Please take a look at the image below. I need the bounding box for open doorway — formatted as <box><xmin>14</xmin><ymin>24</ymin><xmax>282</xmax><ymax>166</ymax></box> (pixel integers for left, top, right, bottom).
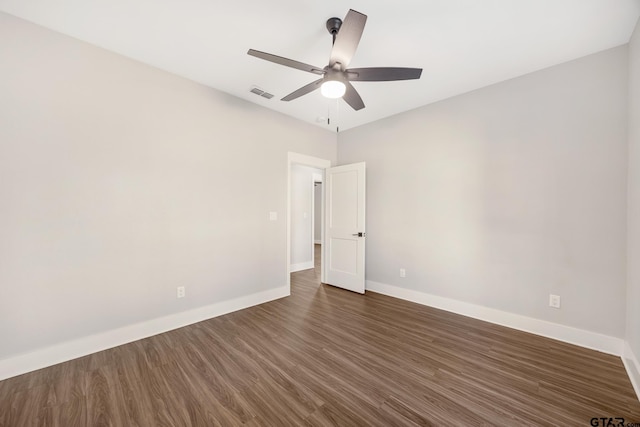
<box><xmin>289</xmin><ymin>165</ymin><xmax>323</xmax><ymax>273</ymax></box>
<box><xmin>287</xmin><ymin>153</ymin><xmax>331</xmax><ymax>293</ymax></box>
<box><xmin>314</xmin><ymin>181</ymin><xmax>322</xmax><ymax>245</ymax></box>
<box><xmin>312</xmin><ymin>179</ymin><xmax>322</xmax><ymax>281</ymax></box>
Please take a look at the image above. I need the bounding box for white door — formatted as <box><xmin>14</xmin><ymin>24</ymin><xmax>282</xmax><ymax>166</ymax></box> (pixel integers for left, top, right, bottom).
<box><xmin>323</xmin><ymin>162</ymin><xmax>366</xmax><ymax>293</ymax></box>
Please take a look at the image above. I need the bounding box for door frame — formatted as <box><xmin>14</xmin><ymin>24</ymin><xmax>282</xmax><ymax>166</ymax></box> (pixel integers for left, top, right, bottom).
<box><xmin>287</xmin><ymin>152</ymin><xmax>332</xmax><ymax>292</ymax></box>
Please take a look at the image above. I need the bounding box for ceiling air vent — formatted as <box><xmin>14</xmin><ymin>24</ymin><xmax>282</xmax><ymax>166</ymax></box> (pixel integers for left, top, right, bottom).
<box><xmin>250</xmin><ymin>86</ymin><xmax>274</xmax><ymax>100</ymax></box>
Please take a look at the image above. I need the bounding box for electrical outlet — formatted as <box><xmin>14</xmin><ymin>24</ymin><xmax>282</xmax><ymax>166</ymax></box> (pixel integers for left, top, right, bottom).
<box><xmin>549</xmin><ymin>294</ymin><xmax>560</xmax><ymax>309</ymax></box>
<box><xmin>400</xmin><ymin>268</ymin><xmax>406</xmax><ymax>278</ymax></box>
<box><xmin>177</xmin><ymin>286</ymin><xmax>185</xmax><ymax>299</ymax></box>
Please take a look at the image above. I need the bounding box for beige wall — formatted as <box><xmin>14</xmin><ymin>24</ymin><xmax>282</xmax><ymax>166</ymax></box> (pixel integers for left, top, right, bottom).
<box><xmin>0</xmin><ymin>12</ymin><xmax>336</xmax><ymax>361</ymax></box>
<box><xmin>339</xmin><ymin>46</ymin><xmax>628</xmax><ymax>337</ymax></box>
<box><xmin>627</xmin><ymin>17</ymin><xmax>640</xmax><ymax>384</ymax></box>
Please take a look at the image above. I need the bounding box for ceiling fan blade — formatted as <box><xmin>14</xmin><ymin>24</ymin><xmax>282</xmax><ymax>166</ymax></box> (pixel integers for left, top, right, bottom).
<box><xmin>329</xmin><ymin>10</ymin><xmax>367</xmax><ymax>70</ymax></box>
<box><xmin>346</xmin><ymin>67</ymin><xmax>423</xmax><ymax>81</ymax></box>
<box><xmin>342</xmin><ymin>81</ymin><xmax>365</xmax><ymax>111</ymax></box>
<box><xmin>281</xmin><ymin>78</ymin><xmax>324</xmax><ymax>101</ymax></box>
<box><xmin>247</xmin><ymin>49</ymin><xmax>325</xmax><ymax>75</ymax></box>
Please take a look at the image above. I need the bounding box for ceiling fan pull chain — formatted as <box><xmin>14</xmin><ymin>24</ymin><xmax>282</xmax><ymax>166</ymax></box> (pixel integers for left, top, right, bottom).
<box><xmin>336</xmin><ymin>98</ymin><xmax>340</xmax><ymax>133</ymax></box>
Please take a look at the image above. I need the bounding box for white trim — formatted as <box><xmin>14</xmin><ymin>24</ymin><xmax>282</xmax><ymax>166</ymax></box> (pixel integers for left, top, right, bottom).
<box><xmin>288</xmin><ymin>153</ymin><xmax>331</xmax><ymax>169</ymax></box>
<box><xmin>314</xmin><ymin>240</ymin><xmax>322</xmax><ymax>244</ymax></box>
<box><xmin>366</xmin><ymin>280</ymin><xmax>623</xmax><ymax>356</ymax></box>
<box><xmin>290</xmin><ymin>261</ymin><xmax>314</xmax><ymax>273</ymax></box>
<box><xmin>0</xmin><ymin>286</ymin><xmax>289</xmax><ymax>381</ymax></box>
<box><xmin>623</xmin><ymin>341</ymin><xmax>640</xmax><ymax>401</ymax></box>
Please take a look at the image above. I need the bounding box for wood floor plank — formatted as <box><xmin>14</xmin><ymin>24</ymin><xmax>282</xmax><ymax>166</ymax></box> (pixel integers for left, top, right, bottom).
<box><xmin>85</xmin><ymin>366</ymin><xmax>128</xmax><ymax>427</ymax></box>
<box><xmin>114</xmin><ymin>353</ymin><xmax>157</xmax><ymax>427</ymax></box>
<box><xmin>172</xmin><ymin>342</ymin><xmax>256</xmax><ymax>423</ymax></box>
<box><xmin>170</xmin><ymin>357</ymin><xmax>247</xmax><ymax>426</ymax></box>
<box><xmin>238</xmin><ymin>377</ymin><xmax>316</xmax><ymax>427</ymax></box>
<box><xmin>228</xmin><ymin>336</ymin><xmax>325</xmax><ymax>410</ymax></box>
<box><xmin>1</xmin><ymin>244</ymin><xmax>639</xmax><ymax>425</ymax></box>
<box><xmin>7</xmin><ymin>382</ymin><xmax>57</xmax><ymax>427</ymax></box>
<box><xmin>141</xmin><ymin>363</ymin><xmax>190</xmax><ymax>426</ymax></box>
<box><xmin>36</xmin><ymin>397</ymin><xmax>87</xmax><ymax>427</ymax></box>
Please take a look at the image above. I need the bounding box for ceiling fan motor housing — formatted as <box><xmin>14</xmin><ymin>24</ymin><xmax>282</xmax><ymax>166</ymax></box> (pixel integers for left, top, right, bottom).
<box><xmin>326</xmin><ymin>17</ymin><xmax>342</xmax><ymax>42</ymax></box>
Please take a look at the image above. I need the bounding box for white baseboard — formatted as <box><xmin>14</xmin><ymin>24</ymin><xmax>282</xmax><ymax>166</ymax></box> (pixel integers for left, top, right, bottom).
<box><xmin>0</xmin><ymin>286</ymin><xmax>289</xmax><ymax>381</ymax></box>
<box><xmin>366</xmin><ymin>280</ymin><xmax>623</xmax><ymax>356</ymax></box>
<box><xmin>314</xmin><ymin>240</ymin><xmax>322</xmax><ymax>245</ymax></box>
<box><xmin>623</xmin><ymin>341</ymin><xmax>640</xmax><ymax>401</ymax></box>
<box><xmin>290</xmin><ymin>261</ymin><xmax>314</xmax><ymax>272</ymax></box>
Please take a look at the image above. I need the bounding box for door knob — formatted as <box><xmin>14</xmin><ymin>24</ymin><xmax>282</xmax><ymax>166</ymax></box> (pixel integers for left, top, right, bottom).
<box><xmin>352</xmin><ymin>232</ymin><xmax>366</xmax><ymax>237</ymax></box>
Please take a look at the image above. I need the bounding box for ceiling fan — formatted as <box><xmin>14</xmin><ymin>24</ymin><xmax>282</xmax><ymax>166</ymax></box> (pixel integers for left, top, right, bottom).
<box><xmin>247</xmin><ymin>9</ymin><xmax>422</xmax><ymax>111</ymax></box>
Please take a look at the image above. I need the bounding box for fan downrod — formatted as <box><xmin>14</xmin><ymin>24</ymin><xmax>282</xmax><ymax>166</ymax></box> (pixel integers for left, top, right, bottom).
<box><xmin>326</xmin><ymin>17</ymin><xmax>342</xmax><ymax>44</ymax></box>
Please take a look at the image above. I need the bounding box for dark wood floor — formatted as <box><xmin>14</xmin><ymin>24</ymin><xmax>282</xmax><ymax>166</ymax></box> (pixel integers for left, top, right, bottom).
<box><xmin>1</xmin><ymin>245</ymin><xmax>639</xmax><ymax>426</ymax></box>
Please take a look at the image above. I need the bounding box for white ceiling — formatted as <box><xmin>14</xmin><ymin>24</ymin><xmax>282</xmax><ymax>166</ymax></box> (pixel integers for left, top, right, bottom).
<box><xmin>2</xmin><ymin>0</ymin><xmax>639</xmax><ymax>131</ymax></box>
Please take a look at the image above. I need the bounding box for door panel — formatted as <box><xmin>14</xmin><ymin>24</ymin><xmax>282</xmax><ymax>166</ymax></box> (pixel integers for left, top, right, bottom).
<box><xmin>324</xmin><ymin>162</ymin><xmax>366</xmax><ymax>293</ymax></box>
<box><xmin>329</xmin><ymin>170</ymin><xmax>359</xmax><ymax>229</ymax></box>
<box><xmin>329</xmin><ymin>238</ymin><xmax>358</xmax><ymax>274</ymax></box>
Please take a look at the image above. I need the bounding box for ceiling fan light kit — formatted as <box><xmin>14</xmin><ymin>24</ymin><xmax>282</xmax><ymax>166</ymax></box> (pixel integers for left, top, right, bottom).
<box><xmin>321</xmin><ymin>80</ymin><xmax>346</xmax><ymax>98</ymax></box>
<box><xmin>247</xmin><ymin>9</ymin><xmax>422</xmax><ymax>111</ymax></box>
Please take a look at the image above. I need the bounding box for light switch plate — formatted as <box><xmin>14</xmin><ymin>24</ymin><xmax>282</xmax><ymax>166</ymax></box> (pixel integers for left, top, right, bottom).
<box><xmin>269</xmin><ymin>212</ymin><xmax>277</xmax><ymax>221</ymax></box>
